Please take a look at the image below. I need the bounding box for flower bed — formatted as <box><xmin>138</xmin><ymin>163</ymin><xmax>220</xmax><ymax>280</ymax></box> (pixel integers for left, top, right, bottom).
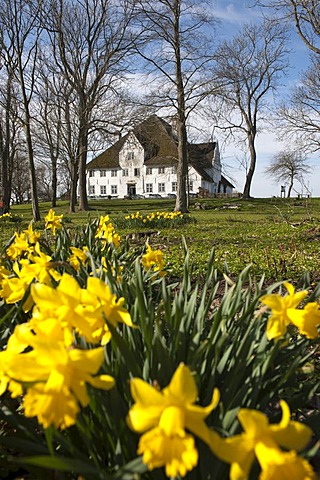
<box><xmin>0</xmin><ymin>210</ymin><xmax>318</xmax><ymax>479</ymax></box>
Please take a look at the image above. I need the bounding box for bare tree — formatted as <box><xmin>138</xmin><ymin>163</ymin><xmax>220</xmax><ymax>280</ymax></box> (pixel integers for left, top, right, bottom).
<box><xmin>32</xmin><ymin>73</ymin><xmax>64</xmax><ymax>208</ymax></box>
<box><xmin>0</xmin><ymin>0</ymin><xmax>42</xmax><ymax>221</ymax></box>
<box><xmin>254</xmin><ymin>0</ymin><xmax>320</xmax><ymax>54</ymax></box>
<box><xmin>264</xmin><ymin>150</ymin><xmax>311</xmax><ymax>197</ymax></box>
<box><xmin>0</xmin><ymin>70</ymin><xmax>23</xmax><ymax>212</ymax></box>
<box><xmin>35</xmin><ymin>163</ymin><xmax>54</xmax><ymax>201</ymax></box>
<box><xmin>42</xmin><ymin>0</ymin><xmax>135</xmax><ymax>212</ymax></box>
<box><xmin>207</xmin><ymin>20</ymin><xmax>289</xmax><ymax>198</ymax></box>
<box><xmin>277</xmin><ymin>55</ymin><xmax>320</xmax><ymax>152</ymax></box>
<box><xmin>134</xmin><ymin>0</ymin><xmax>215</xmax><ymax>213</ymax></box>
<box><xmin>11</xmin><ymin>153</ymin><xmax>31</xmax><ymax>204</ymax></box>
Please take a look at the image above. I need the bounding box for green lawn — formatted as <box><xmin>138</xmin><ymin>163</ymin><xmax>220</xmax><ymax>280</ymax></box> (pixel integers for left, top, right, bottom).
<box><xmin>3</xmin><ymin>196</ymin><xmax>320</xmax><ymax>283</ymax></box>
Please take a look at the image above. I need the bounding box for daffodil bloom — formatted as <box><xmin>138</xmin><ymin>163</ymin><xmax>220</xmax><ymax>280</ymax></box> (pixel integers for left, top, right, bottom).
<box><xmin>80</xmin><ymin>276</ymin><xmax>134</xmax><ymax>344</ymax></box>
<box><xmin>68</xmin><ymin>246</ymin><xmax>89</xmax><ymax>270</ymax></box>
<box><xmin>95</xmin><ymin>216</ymin><xmax>120</xmax><ymax>249</ymax></box>
<box><xmin>214</xmin><ymin>400</ymin><xmax>315</xmax><ymax>480</ymax></box>
<box><xmin>6</xmin><ymin>232</ymin><xmax>30</xmax><ymax>259</ymax></box>
<box><xmin>95</xmin><ymin>214</ymin><xmax>110</xmax><ymax>237</ymax></box>
<box><xmin>99</xmin><ymin>224</ymin><xmax>121</xmax><ymax>249</ymax></box>
<box><xmin>23</xmin><ymin>383</ymin><xmax>80</xmax><ymax>430</ymax></box>
<box><xmin>1</xmin><ymin>246</ymin><xmax>60</xmax><ymax>310</ymax></box>
<box><xmin>0</xmin><ymin>329</ymin><xmax>27</xmax><ymax>397</ymax></box>
<box><xmin>259</xmin><ymin>282</ymin><xmax>308</xmax><ymax>340</ymax></box>
<box><xmin>1</xmin><ymin>325</ymin><xmax>115</xmax><ymax>429</ymax></box>
<box><xmin>30</xmin><ymin>273</ymin><xmax>88</xmax><ymax>345</ymax></box>
<box><xmin>287</xmin><ymin>302</ymin><xmax>320</xmax><ymax>339</ymax></box>
<box><xmin>127</xmin><ymin>363</ymin><xmax>220</xmax><ymax>478</ymax></box>
<box><xmin>141</xmin><ymin>243</ymin><xmax>165</xmax><ymax>276</ymax></box>
<box><xmin>0</xmin><ymin>262</ymin><xmax>33</xmax><ymax>310</ymax></box>
<box><xmin>26</xmin><ymin>243</ymin><xmax>61</xmax><ymax>283</ymax></box>
<box><xmin>31</xmin><ymin>273</ymin><xmax>133</xmax><ymax>346</ymax></box>
<box><xmin>23</xmin><ymin>224</ymin><xmax>41</xmax><ymax>245</ymax></box>
<box><xmin>255</xmin><ymin>442</ymin><xmax>316</xmax><ymax>480</ymax></box>
<box><xmin>44</xmin><ymin>209</ymin><xmax>63</xmax><ymax>234</ymax></box>
<box><xmin>0</xmin><ymin>263</ymin><xmax>10</xmax><ymax>282</ymax></box>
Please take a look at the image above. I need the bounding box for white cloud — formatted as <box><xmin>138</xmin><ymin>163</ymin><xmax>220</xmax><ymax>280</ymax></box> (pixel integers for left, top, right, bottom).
<box><xmin>210</xmin><ymin>2</ymin><xmax>261</xmax><ymax>26</ymax></box>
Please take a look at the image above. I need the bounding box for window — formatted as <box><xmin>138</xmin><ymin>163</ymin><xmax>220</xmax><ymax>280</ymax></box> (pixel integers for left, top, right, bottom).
<box><xmin>100</xmin><ymin>170</ymin><xmax>106</xmax><ymax>177</ymax></box>
<box><xmin>134</xmin><ymin>168</ymin><xmax>140</xmax><ymax>176</ymax></box>
<box><xmin>171</xmin><ymin>166</ymin><xmax>177</xmax><ymax>174</ymax></box>
<box><xmin>158</xmin><ymin>167</ymin><xmax>165</xmax><ymax>174</ymax></box>
<box><xmin>100</xmin><ymin>185</ymin><xmax>107</xmax><ymax>195</ymax></box>
<box><xmin>111</xmin><ymin>185</ymin><xmax>118</xmax><ymax>195</ymax></box>
<box><xmin>158</xmin><ymin>183</ymin><xmax>165</xmax><ymax>193</ymax></box>
<box><xmin>146</xmin><ymin>167</ymin><xmax>152</xmax><ymax>175</ymax></box>
<box><xmin>172</xmin><ymin>182</ymin><xmax>177</xmax><ymax>192</ymax></box>
<box><xmin>89</xmin><ymin>170</ymin><xmax>94</xmax><ymax>177</ymax></box>
<box><xmin>127</xmin><ymin>151</ymin><xmax>134</xmax><ymax>160</ymax></box>
<box><xmin>111</xmin><ymin>169</ymin><xmax>117</xmax><ymax>177</ymax></box>
<box><xmin>146</xmin><ymin>183</ymin><xmax>153</xmax><ymax>193</ymax></box>
<box><xmin>189</xmin><ymin>181</ymin><xmax>193</xmax><ymax>191</ymax></box>
<box><xmin>122</xmin><ymin>168</ymin><xmax>129</xmax><ymax>176</ymax></box>
<box><xmin>89</xmin><ymin>185</ymin><xmax>95</xmax><ymax>195</ymax></box>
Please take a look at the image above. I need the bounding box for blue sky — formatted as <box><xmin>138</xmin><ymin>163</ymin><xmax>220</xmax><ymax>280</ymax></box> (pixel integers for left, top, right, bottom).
<box><xmin>209</xmin><ymin>1</ymin><xmax>319</xmax><ymax>198</ymax></box>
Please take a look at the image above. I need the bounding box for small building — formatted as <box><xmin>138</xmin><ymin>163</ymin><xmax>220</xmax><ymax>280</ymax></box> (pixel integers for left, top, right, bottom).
<box><xmin>86</xmin><ymin>115</ymin><xmax>234</xmax><ymax>199</ymax></box>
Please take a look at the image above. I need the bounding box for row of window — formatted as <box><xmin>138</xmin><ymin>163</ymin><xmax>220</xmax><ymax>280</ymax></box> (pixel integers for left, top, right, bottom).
<box><xmin>89</xmin><ymin>181</ymin><xmax>194</xmax><ymax>196</ymax></box>
<box><xmin>89</xmin><ymin>185</ymin><xmax>118</xmax><ymax>195</ymax></box>
<box><xmin>89</xmin><ymin>166</ymin><xmax>177</xmax><ymax>178</ymax></box>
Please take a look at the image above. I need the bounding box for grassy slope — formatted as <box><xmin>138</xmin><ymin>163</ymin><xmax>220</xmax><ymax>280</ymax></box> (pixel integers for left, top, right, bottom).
<box><xmin>3</xmin><ymin>196</ymin><xmax>320</xmax><ymax>283</ymax></box>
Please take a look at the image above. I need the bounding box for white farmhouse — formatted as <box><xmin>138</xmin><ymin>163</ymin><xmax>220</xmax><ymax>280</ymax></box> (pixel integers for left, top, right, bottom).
<box><xmin>86</xmin><ymin>115</ymin><xmax>234</xmax><ymax>199</ymax></box>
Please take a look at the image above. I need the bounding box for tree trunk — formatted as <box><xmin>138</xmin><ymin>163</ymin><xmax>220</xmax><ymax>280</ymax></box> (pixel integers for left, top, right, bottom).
<box><xmin>78</xmin><ymin>127</ymin><xmax>89</xmax><ymax>211</ymax></box>
<box><xmin>242</xmin><ymin>133</ymin><xmax>256</xmax><ymax>199</ymax></box>
<box><xmin>24</xmin><ymin>115</ymin><xmax>40</xmax><ymax>221</ymax></box>
<box><xmin>1</xmin><ymin>75</ymin><xmax>14</xmax><ymax>213</ymax></box>
<box><xmin>174</xmin><ymin>0</ymin><xmax>188</xmax><ymax>214</ymax></box>
<box><xmin>51</xmin><ymin>156</ymin><xmax>57</xmax><ymax>207</ymax></box>
<box><xmin>69</xmin><ymin>158</ymin><xmax>77</xmax><ymax>213</ymax></box>
<box><xmin>175</xmin><ymin>115</ymin><xmax>188</xmax><ymax>213</ymax></box>
<box><xmin>16</xmin><ymin>38</ymin><xmax>40</xmax><ymax>221</ymax></box>
<box><xmin>287</xmin><ymin>178</ymin><xmax>293</xmax><ymax>198</ymax></box>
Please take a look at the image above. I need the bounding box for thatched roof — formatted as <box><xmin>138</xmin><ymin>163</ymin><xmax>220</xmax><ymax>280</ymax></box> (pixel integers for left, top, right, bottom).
<box><xmin>87</xmin><ymin>136</ymin><xmax>128</xmax><ymax>169</ymax></box>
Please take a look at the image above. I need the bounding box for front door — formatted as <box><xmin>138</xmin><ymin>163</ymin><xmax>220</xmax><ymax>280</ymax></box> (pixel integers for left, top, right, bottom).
<box><xmin>127</xmin><ymin>184</ymin><xmax>136</xmax><ymax>196</ymax></box>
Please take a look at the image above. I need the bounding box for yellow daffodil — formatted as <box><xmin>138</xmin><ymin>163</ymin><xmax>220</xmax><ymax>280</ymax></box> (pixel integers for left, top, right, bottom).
<box><xmin>30</xmin><ymin>273</ymin><xmax>87</xmax><ymax>345</ymax></box>
<box><xmin>95</xmin><ymin>214</ymin><xmax>110</xmax><ymax>237</ymax></box>
<box><xmin>255</xmin><ymin>442</ymin><xmax>316</xmax><ymax>480</ymax></box>
<box><xmin>0</xmin><ymin>263</ymin><xmax>10</xmax><ymax>282</ymax></box>
<box><xmin>95</xmin><ymin>215</ymin><xmax>120</xmax><ymax>249</ymax></box>
<box><xmin>127</xmin><ymin>363</ymin><xmax>220</xmax><ymax>478</ymax></box>
<box><xmin>23</xmin><ymin>383</ymin><xmax>80</xmax><ymax>430</ymax></box>
<box><xmin>0</xmin><ymin>244</ymin><xmax>60</xmax><ymax>311</ymax></box>
<box><xmin>23</xmin><ymin>224</ymin><xmax>41</xmax><ymax>245</ymax></box>
<box><xmin>259</xmin><ymin>282</ymin><xmax>308</xmax><ymax>340</ymax></box>
<box><xmin>141</xmin><ymin>243</ymin><xmax>165</xmax><ymax>276</ymax></box>
<box><xmin>214</xmin><ymin>400</ymin><xmax>315</xmax><ymax>480</ymax></box>
<box><xmin>0</xmin><ymin>329</ymin><xmax>27</xmax><ymax>397</ymax></box>
<box><xmin>0</xmin><ymin>262</ymin><xmax>33</xmax><ymax>310</ymax></box>
<box><xmin>99</xmin><ymin>225</ymin><xmax>121</xmax><ymax>249</ymax></box>
<box><xmin>26</xmin><ymin>242</ymin><xmax>61</xmax><ymax>283</ymax></box>
<box><xmin>30</xmin><ymin>273</ymin><xmax>133</xmax><ymax>346</ymax></box>
<box><xmin>6</xmin><ymin>232</ymin><xmax>30</xmax><ymax>259</ymax></box>
<box><xmin>287</xmin><ymin>302</ymin><xmax>320</xmax><ymax>339</ymax></box>
<box><xmin>1</xmin><ymin>325</ymin><xmax>115</xmax><ymax>430</ymax></box>
<box><xmin>80</xmin><ymin>276</ymin><xmax>134</xmax><ymax>344</ymax></box>
<box><xmin>44</xmin><ymin>209</ymin><xmax>63</xmax><ymax>234</ymax></box>
<box><xmin>69</xmin><ymin>246</ymin><xmax>89</xmax><ymax>270</ymax></box>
